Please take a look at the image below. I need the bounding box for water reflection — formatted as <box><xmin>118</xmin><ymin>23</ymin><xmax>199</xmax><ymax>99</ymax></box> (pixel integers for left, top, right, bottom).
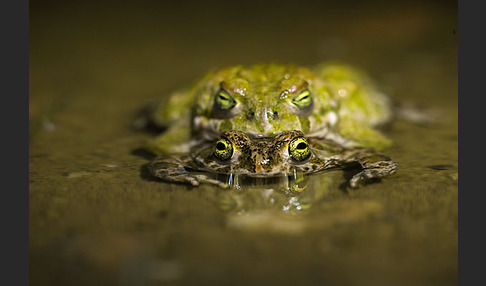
<box><xmin>214</xmin><ymin>171</ymin><xmax>338</xmax><ymax>216</ymax></box>
<box><xmin>208</xmin><ymin>171</ymin><xmax>385</xmax><ymax>234</ymax></box>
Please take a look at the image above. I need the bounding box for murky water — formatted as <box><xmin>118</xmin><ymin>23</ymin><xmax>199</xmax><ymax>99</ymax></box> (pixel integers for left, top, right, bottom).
<box><xmin>29</xmin><ymin>1</ymin><xmax>457</xmax><ymax>285</ymax></box>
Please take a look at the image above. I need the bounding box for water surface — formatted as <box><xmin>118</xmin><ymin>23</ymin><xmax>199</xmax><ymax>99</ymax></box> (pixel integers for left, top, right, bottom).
<box><xmin>29</xmin><ymin>1</ymin><xmax>457</xmax><ymax>285</ymax></box>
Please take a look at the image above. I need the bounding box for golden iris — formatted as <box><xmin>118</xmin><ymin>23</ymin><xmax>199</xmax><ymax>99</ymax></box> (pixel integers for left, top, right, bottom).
<box><xmin>214</xmin><ymin>138</ymin><xmax>233</xmax><ymax>161</ymax></box>
<box><xmin>292</xmin><ymin>89</ymin><xmax>312</xmax><ymax>109</ymax></box>
<box><xmin>215</xmin><ymin>89</ymin><xmax>236</xmax><ymax>110</ymax></box>
<box><xmin>289</xmin><ymin>137</ymin><xmax>311</xmax><ymax>161</ymax></box>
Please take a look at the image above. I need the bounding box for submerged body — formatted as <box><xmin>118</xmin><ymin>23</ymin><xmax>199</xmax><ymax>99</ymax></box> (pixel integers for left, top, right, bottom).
<box><xmin>145</xmin><ymin>63</ymin><xmax>393</xmax><ymax>155</ymax></box>
<box><xmin>148</xmin><ymin>130</ymin><xmax>397</xmax><ymax>188</ymax></box>
<box><xmin>144</xmin><ymin>63</ymin><xmax>397</xmax><ymax>188</ymax></box>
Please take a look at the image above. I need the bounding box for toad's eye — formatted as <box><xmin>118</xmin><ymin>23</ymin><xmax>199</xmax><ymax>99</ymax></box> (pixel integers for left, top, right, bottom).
<box><xmin>214</xmin><ymin>138</ymin><xmax>233</xmax><ymax>161</ymax></box>
<box><xmin>289</xmin><ymin>137</ymin><xmax>311</xmax><ymax>162</ymax></box>
<box><xmin>292</xmin><ymin>89</ymin><xmax>312</xmax><ymax>109</ymax></box>
<box><xmin>215</xmin><ymin>88</ymin><xmax>236</xmax><ymax>110</ymax></box>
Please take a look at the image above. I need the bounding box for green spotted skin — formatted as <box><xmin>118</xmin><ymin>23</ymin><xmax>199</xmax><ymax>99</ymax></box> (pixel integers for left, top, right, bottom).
<box><xmin>147</xmin><ymin>63</ymin><xmax>392</xmax><ymax>155</ymax></box>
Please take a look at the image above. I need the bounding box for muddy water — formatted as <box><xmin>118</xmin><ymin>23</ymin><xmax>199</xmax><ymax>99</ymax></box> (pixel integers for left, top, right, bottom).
<box><xmin>29</xmin><ymin>1</ymin><xmax>457</xmax><ymax>285</ymax></box>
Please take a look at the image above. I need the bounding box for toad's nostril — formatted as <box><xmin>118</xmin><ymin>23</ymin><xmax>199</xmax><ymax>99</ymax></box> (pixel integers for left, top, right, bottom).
<box><xmin>248</xmin><ymin>108</ymin><xmax>255</xmax><ymax>118</ymax></box>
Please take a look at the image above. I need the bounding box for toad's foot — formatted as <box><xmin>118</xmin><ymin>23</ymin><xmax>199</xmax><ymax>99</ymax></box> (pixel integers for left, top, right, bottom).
<box><xmin>148</xmin><ymin>157</ymin><xmax>229</xmax><ymax>188</ymax></box>
<box><xmin>349</xmin><ymin>153</ymin><xmax>398</xmax><ymax>188</ymax></box>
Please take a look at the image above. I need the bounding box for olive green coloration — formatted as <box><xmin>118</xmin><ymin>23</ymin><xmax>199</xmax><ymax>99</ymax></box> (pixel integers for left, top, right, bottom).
<box><xmin>145</xmin><ymin>63</ymin><xmax>392</xmax><ymax>155</ymax></box>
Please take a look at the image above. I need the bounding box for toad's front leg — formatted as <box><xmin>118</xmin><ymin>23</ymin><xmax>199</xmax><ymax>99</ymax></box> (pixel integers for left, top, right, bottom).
<box><xmin>348</xmin><ymin>151</ymin><xmax>398</xmax><ymax>188</ymax></box>
<box><xmin>148</xmin><ymin>156</ymin><xmax>229</xmax><ymax>188</ymax></box>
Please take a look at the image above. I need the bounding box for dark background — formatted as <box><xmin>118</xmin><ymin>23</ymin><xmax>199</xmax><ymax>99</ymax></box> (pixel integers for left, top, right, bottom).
<box><xmin>28</xmin><ymin>1</ymin><xmax>458</xmax><ymax>285</ymax></box>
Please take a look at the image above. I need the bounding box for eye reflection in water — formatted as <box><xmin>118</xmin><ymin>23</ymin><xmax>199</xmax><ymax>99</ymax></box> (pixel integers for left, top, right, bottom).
<box><xmin>214</xmin><ymin>171</ymin><xmax>337</xmax><ymax>217</ymax></box>
<box><xmin>209</xmin><ymin>170</ymin><xmax>384</xmax><ymax>234</ymax></box>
